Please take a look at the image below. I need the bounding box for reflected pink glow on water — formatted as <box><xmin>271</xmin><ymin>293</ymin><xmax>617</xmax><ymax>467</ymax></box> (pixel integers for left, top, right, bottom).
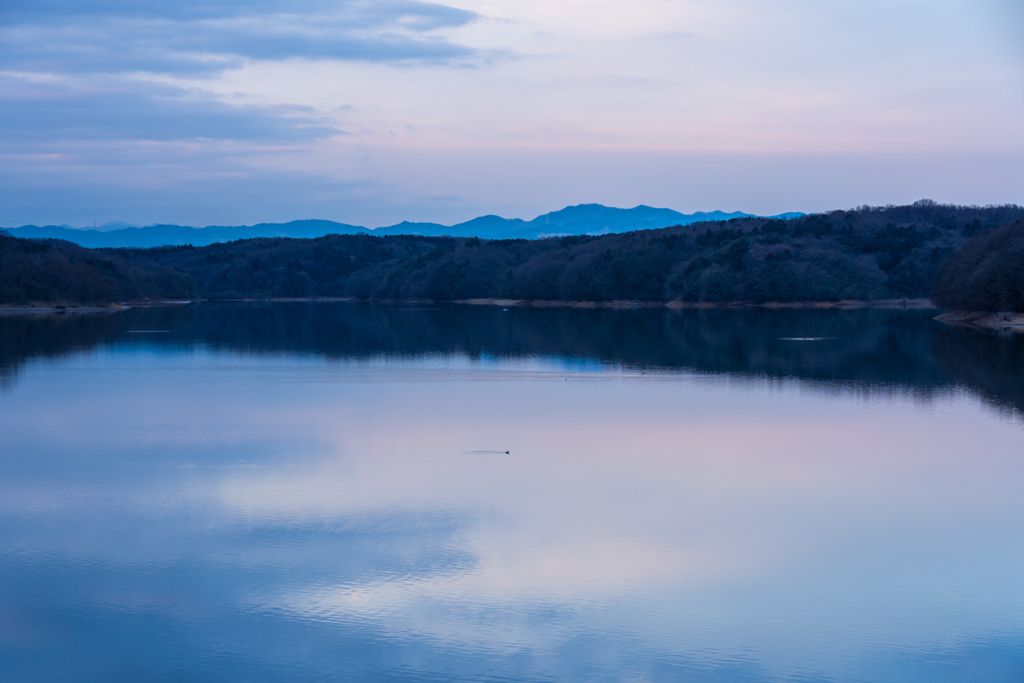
<box><xmin>1</xmin><ymin>350</ymin><xmax>1022</xmax><ymax>680</ymax></box>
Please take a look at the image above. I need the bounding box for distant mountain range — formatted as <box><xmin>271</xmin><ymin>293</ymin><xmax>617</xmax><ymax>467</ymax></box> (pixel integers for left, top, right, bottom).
<box><xmin>4</xmin><ymin>204</ymin><xmax>804</xmax><ymax>249</ymax></box>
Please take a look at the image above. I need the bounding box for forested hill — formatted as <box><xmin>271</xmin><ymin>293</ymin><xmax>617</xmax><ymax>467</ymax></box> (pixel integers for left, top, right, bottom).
<box><xmin>2</xmin><ymin>202</ymin><xmax>1022</xmax><ymax>305</ymax></box>
<box><xmin>933</xmin><ymin>217</ymin><xmax>1024</xmax><ymax>312</ymax></box>
<box><xmin>0</xmin><ymin>231</ymin><xmax>195</xmax><ymax>305</ymax></box>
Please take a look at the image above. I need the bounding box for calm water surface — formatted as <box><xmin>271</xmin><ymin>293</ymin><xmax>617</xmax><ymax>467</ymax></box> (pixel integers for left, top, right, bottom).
<box><xmin>1</xmin><ymin>303</ymin><xmax>1022</xmax><ymax>682</ymax></box>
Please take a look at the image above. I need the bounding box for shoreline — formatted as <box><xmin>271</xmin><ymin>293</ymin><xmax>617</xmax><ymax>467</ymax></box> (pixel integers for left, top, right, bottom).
<box><xmin>934</xmin><ymin>310</ymin><xmax>1024</xmax><ymax>332</ymax></box>
<box><xmin>0</xmin><ymin>300</ymin><xmax>190</xmax><ymax>313</ymax></box>
<box><xmin>0</xmin><ymin>304</ymin><xmax>129</xmax><ymax>314</ymax></box>
<box><xmin>453</xmin><ymin>298</ymin><xmax>935</xmax><ymax>310</ymax></box>
<box><xmin>1</xmin><ymin>297</ymin><xmax>937</xmax><ymax>313</ymax></box>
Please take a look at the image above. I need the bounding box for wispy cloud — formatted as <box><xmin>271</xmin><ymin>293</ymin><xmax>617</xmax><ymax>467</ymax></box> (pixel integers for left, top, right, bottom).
<box><xmin>0</xmin><ymin>0</ymin><xmax>483</xmax><ymax>152</ymax></box>
<box><xmin>0</xmin><ymin>74</ymin><xmax>340</xmax><ymax>144</ymax></box>
<box><xmin>1</xmin><ymin>1</ymin><xmax>481</xmax><ymax>74</ymax></box>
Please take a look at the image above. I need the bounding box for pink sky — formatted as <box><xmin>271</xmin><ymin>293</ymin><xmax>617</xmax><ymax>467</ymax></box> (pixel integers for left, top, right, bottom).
<box><xmin>1</xmin><ymin>0</ymin><xmax>1022</xmax><ymax>226</ymax></box>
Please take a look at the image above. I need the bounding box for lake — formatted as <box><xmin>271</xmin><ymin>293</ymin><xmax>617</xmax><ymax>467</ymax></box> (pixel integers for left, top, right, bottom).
<box><xmin>1</xmin><ymin>303</ymin><xmax>1022</xmax><ymax>682</ymax></box>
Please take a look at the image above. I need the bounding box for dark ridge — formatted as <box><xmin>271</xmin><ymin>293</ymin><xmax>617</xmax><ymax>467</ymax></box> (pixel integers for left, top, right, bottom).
<box><xmin>0</xmin><ymin>230</ymin><xmax>195</xmax><ymax>305</ymax></box>
<box><xmin>932</xmin><ymin>217</ymin><xmax>1024</xmax><ymax>312</ymax></box>
<box><xmin>3</xmin><ymin>202</ymin><xmax>1022</xmax><ymax>306</ymax></box>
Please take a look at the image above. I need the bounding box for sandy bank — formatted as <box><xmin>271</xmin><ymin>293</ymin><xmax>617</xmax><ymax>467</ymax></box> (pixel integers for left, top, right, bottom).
<box><xmin>934</xmin><ymin>310</ymin><xmax>1024</xmax><ymax>332</ymax></box>
<box><xmin>0</xmin><ymin>300</ymin><xmax>191</xmax><ymax>313</ymax></box>
<box><xmin>2</xmin><ymin>297</ymin><xmax>937</xmax><ymax>312</ymax></box>
<box><xmin>452</xmin><ymin>298</ymin><xmax>935</xmax><ymax>310</ymax></box>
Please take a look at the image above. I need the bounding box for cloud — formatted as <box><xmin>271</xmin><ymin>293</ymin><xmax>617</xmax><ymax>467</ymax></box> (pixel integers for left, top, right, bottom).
<box><xmin>1</xmin><ymin>1</ymin><xmax>481</xmax><ymax>75</ymax></box>
<box><xmin>0</xmin><ymin>0</ymin><xmax>484</xmax><ymax>161</ymax></box>
<box><xmin>1</xmin><ymin>0</ymin><xmax>473</xmax><ymax>24</ymax></box>
<box><xmin>0</xmin><ymin>74</ymin><xmax>339</xmax><ymax>144</ymax></box>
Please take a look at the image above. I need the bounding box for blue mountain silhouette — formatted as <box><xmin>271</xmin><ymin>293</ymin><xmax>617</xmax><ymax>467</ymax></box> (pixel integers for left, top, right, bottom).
<box><xmin>7</xmin><ymin>205</ymin><xmax>803</xmax><ymax>248</ymax></box>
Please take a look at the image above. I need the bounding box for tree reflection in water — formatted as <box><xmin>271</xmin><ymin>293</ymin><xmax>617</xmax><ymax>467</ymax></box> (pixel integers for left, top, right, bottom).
<box><xmin>2</xmin><ymin>302</ymin><xmax>1022</xmax><ymax>418</ymax></box>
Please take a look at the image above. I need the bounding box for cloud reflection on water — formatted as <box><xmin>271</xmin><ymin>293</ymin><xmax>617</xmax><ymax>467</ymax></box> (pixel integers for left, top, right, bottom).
<box><xmin>1</xmin><ymin>307</ymin><xmax>1023</xmax><ymax>681</ymax></box>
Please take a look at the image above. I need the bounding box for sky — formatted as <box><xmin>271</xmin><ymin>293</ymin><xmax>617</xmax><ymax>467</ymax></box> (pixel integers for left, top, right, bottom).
<box><xmin>1</xmin><ymin>0</ymin><xmax>1022</xmax><ymax>228</ymax></box>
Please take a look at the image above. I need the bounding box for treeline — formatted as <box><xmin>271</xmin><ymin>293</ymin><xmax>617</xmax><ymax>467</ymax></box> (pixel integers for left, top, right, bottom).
<box><xmin>0</xmin><ymin>231</ymin><xmax>195</xmax><ymax>305</ymax></box>
<box><xmin>932</xmin><ymin>218</ymin><xmax>1024</xmax><ymax>312</ymax></box>
<box><xmin>3</xmin><ymin>201</ymin><xmax>1023</xmax><ymax>305</ymax></box>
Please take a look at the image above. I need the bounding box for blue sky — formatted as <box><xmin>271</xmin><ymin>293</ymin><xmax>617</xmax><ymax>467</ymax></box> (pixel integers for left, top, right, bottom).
<box><xmin>1</xmin><ymin>0</ymin><xmax>1022</xmax><ymax>227</ymax></box>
